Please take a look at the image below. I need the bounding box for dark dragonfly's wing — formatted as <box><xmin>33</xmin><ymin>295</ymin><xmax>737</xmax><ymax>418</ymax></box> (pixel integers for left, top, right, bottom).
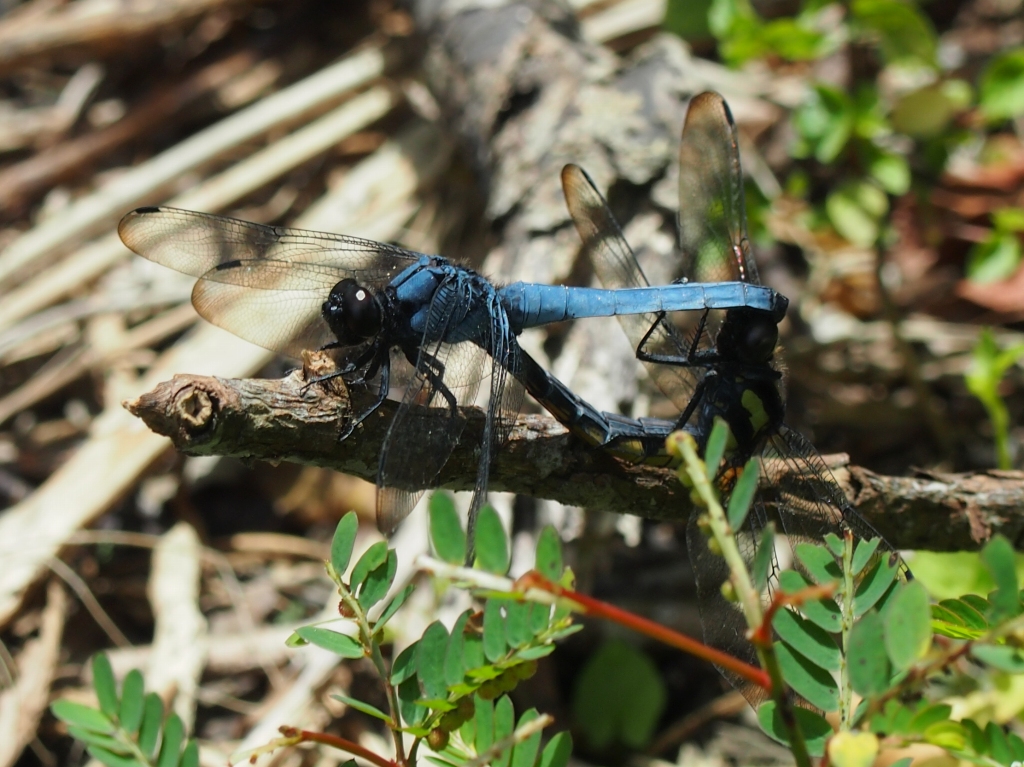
<box><xmin>119</xmin><ymin>207</ymin><xmax>423</xmax><ymax>357</ymax></box>
<box><xmin>376</xmin><ymin>340</ymin><xmax>484</xmax><ymax>535</ymax></box>
<box><xmin>678</xmin><ymin>92</ymin><xmax>758</xmax><ymax>285</ymax></box>
<box><xmin>561</xmin><ymin>165</ymin><xmax>697</xmax><ymax>412</ymax></box>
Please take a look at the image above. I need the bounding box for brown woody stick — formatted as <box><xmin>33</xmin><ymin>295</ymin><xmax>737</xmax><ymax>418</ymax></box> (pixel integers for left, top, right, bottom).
<box><xmin>123</xmin><ymin>354</ymin><xmax>1024</xmax><ymax>552</ymax></box>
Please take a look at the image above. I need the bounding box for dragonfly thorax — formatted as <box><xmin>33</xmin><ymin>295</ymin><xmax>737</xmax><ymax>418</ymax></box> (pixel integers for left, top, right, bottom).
<box><xmin>716</xmin><ymin>307</ymin><xmax>778</xmax><ymax>365</ymax></box>
<box><xmin>322</xmin><ymin>278</ymin><xmax>382</xmax><ymax>344</ymax></box>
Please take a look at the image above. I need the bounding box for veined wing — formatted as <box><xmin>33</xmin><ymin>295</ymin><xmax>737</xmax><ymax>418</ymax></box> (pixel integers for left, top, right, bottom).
<box><xmin>377</xmin><ymin>339</ymin><xmax>485</xmax><ymax>535</ymax></box>
<box><xmin>688</xmin><ymin>424</ymin><xmax>910</xmax><ymax>707</ymax></box>
<box><xmin>561</xmin><ymin>164</ymin><xmax>697</xmax><ymax>412</ymax></box>
<box><xmin>678</xmin><ymin>92</ymin><xmax>758</xmax><ymax>285</ymax></box>
<box><xmin>119</xmin><ymin>207</ymin><xmax>423</xmax><ymax>287</ymax></box>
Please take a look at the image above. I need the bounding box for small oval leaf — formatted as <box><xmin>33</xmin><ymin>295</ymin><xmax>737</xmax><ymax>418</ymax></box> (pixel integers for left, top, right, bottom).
<box><xmin>475</xmin><ymin>507</ymin><xmax>509</xmax><ymax>574</ymax></box>
<box><xmin>429</xmin><ymin>493</ymin><xmax>466</xmax><ymax>564</ymax></box>
<box><xmin>331</xmin><ymin>512</ymin><xmax>359</xmax><ymax>576</ymax></box>
<box><xmin>295</xmin><ymin>627</ymin><xmax>364</xmax><ymax>658</ymax></box>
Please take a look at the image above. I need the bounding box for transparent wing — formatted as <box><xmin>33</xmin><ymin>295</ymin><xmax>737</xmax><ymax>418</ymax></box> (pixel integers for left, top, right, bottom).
<box><xmin>119</xmin><ymin>207</ymin><xmax>422</xmax><ymax>286</ymax></box>
<box><xmin>688</xmin><ymin>425</ymin><xmax>910</xmax><ymax>707</ymax></box>
<box><xmin>189</xmin><ymin>268</ymin><xmax>335</xmax><ymax>357</ymax></box>
<box><xmin>376</xmin><ymin>339</ymin><xmax>484</xmax><ymax>535</ymax></box>
<box><xmin>760</xmin><ymin>426</ymin><xmax>909</xmax><ymax>579</ymax></box>
<box><xmin>561</xmin><ymin>164</ymin><xmax>698</xmax><ymax>412</ymax></box>
<box><xmin>678</xmin><ymin>92</ymin><xmax>758</xmax><ymax>285</ymax></box>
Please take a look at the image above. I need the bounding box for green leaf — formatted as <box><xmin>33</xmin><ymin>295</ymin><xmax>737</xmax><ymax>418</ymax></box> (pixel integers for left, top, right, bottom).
<box><xmin>157</xmin><ymin>713</ymin><xmax>184</xmax><ymax>767</ymax></box>
<box><xmin>851</xmin><ymin>538</ymin><xmax>881</xmax><ymax>576</ymax></box>
<box><xmin>398</xmin><ymin>677</ymin><xmax>427</xmax><ymax>727</ymax></box>
<box><xmin>869</xmin><ymin>151</ymin><xmax>910</xmax><ymax>196</ymax></box>
<box><xmin>138</xmin><ymin>694</ymin><xmax>163</xmax><ymax>757</ymax></box>
<box><xmin>504</xmin><ymin>601</ymin><xmax>532</xmax><ymax>649</ymax></box>
<box><xmin>350</xmin><ymin>541</ymin><xmax>388</xmax><ymax>590</ymax></box>
<box><xmin>463</xmin><ymin>634</ymin><xmax>485</xmax><ymax>673</ymax></box>
<box><xmin>981</xmin><ymin>535</ymin><xmax>1020</xmax><ymax>620</ymax></box>
<box><xmin>445</xmin><ymin>611</ymin><xmax>471</xmax><ymax>687</ymax></box>
<box><xmin>757</xmin><ymin>702</ymin><xmax>831</xmax><ymax>757</ymax></box>
<box><xmin>418</xmin><ymin>621</ymin><xmax>451</xmax><ymax>701</ymax></box>
<box><xmin>50</xmin><ymin>700</ymin><xmax>115</xmax><ymax>734</ymax></box>
<box><xmin>358</xmin><ymin>549</ymin><xmax>398</xmax><ymax>610</ymax></box>
<box><xmin>851</xmin><ymin>0</ymin><xmax>937</xmax><ymax>66</ymax></box>
<box><xmin>529</xmin><ymin>602</ymin><xmax>551</xmax><ymax>635</ymax></box>
<box><xmin>774</xmin><ymin>640</ymin><xmax>839</xmax><ymax>712</ymax></box>
<box><xmin>537</xmin><ymin>731</ymin><xmax>572</xmax><ymax>767</ymax></box>
<box><xmin>826</xmin><ymin>182</ymin><xmax>887</xmax><ymax>247</ymax></box>
<box><xmin>87</xmin><ymin>746</ymin><xmax>141</xmax><ymax>767</ymax></box>
<box><xmin>883</xmin><ymin>581</ymin><xmax>932</xmax><ymax>670</ymax></box>
<box><xmin>704</xmin><ymin>418</ymin><xmax>730</xmax><ymax>480</ymax></box>
<box><xmin>391</xmin><ymin>641</ymin><xmax>419</xmax><ymax>684</ymax></box>
<box><xmin>374</xmin><ymin>584</ymin><xmax>414</xmax><ymax>633</ymax></box>
<box><xmin>980</xmin><ymin>47</ymin><xmax>1024</xmax><ymax>122</ymax></box>
<box><xmin>891</xmin><ymin>83</ymin><xmax>966</xmax><ymax>138</ymax></box>
<box><xmin>332</xmin><ymin>693</ymin><xmax>392</xmax><ymax>723</ymax></box>
<box><xmin>794</xmin><ymin>542</ymin><xmax>841</xmax><ymax>585</ymax></box>
<box><xmin>726</xmin><ymin>457</ymin><xmax>759</xmax><ymax>530</ymax></box>
<box><xmin>853</xmin><ymin>558</ymin><xmax>899</xmax><ymax>617</ymax></box>
<box><xmin>180</xmin><ymin>740</ymin><xmax>199</xmax><ymax>767</ymax></box>
<box><xmin>572</xmin><ymin>639</ymin><xmax>666</xmax><ymax>749</ymax></box>
<box><xmin>824</xmin><ymin>533</ymin><xmax>845</xmax><ymax>559</ymax></box>
<box><xmin>908</xmin><ymin>703</ymin><xmax>952</xmax><ymax>734</ymax></box>
<box><xmin>937</xmin><ymin>597</ymin><xmax>988</xmax><ymax>631</ymax></box>
<box><xmin>474</xmin><ymin>694</ymin><xmax>494</xmax><ymax>754</ymax></box>
<box><xmin>484</xmin><ymin>599</ymin><xmax>508</xmax><ymax>662</ymax></box>
<box><xmin>986</xmin><ymin>721</ymin><xmax>1013</xmax><ymax>765</ymax></box>
<box><xmin>971</xmin><ymin>644</ymin><xmax>1024</xmax><ymax>673</ymax></box>
<box><xmin>966</xmin><ymin>231</ymin><xmax>1022</xmax><ymax>283</ymax></box>
<box><xmin>848</xmin><ymin>610</ymin><xmax>891</xmax><ymax>697</ymax></box>
<box><xmin>91</xmin><ymin>654</ymin><xmax>119</xmax><ymax>718</ymax></box>
<box><xmin>535</xmin><ymin>526</ymin><xmax>563</xmax><ymax>581</ymax></box>
<box><xmin>475</xmin><ymin>507</ymin><xmax>509</xmax><ymax>574</ymax></box>
<box><xmin>493</xmin><ymin>696</ymin><xmax>515</xmax><ymax>767</ymax></box>
<box><xmin>773</xmin><ymin>608</ymin><xmax>840</xmax><ymax>671</ymax></box>
<box><xmin>430</xmin><ymin>494</ymin><xmax>466</xmax><ymax>564</ymax></box>
<box><xmin>510</xmin><ymin>709</ymin><xmax>542</xmax><ymax>767</ymax></box>
<box><xmin>294</xmin><ymin>627</ymin><xmax>364</xmax><ymax>658</ymax></box>
<box><xmin>516</xmin><ymin>644</ymin><xmax>556</xmax><ymax>661</ymax></box>
<box><xmin>118</xmin><ymin>669</ymin><xmax>145</xmax><ymax>735</ymax></box>
<box><xmin>779</xmin><ymin>570</ymin><xmax>842</xmax><ymax>632</ymax></box>
<box><xmin>331</xmin><ymin>512</ymin><xmax>359</xmax><ymax>576</ymax></box>
<box><xmin>67</xmin><ymin>727</ymin><xmax>129</xmax><ymax>754</ymax></box>
<box><xmin>751</xmin><ymin>524</ymin><xmax>775</xmax><ymax>592</ymax></box>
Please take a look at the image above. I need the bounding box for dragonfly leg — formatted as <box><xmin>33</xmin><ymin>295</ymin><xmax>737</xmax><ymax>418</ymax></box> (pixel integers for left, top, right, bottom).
<box><xmin>337</xmin><ymin>355</ymin><xmax>391</xmax><ymax>441</ymax></box>
<box><xmin>405</xmin><ymin>345</ymin><xmax>459</xmax><ymax>413</ymax></box>
<box><xmin>673</xmin><ymin>376</ymin><xmax>707</xmax><ymax>432</ymax></box>
<box><xmin>301</xmin><ymin>341</ymin><xmax>379</xmax><ymax>392</ymax></box>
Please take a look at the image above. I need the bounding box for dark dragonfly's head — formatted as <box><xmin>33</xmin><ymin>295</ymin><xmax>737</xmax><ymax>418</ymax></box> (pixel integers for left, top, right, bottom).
<box><xmin>717</xmin><ymin>306</ymin><xmax>782</xmax><ymax>365</ymax></box>
<box><xmin>322</xmin><ymin>279</ymin><xmax>383</xmax><ymax>345</ymax></box>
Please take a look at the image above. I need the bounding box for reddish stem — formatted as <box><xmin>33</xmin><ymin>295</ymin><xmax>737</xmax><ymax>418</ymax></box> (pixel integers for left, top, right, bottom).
<box><xmin>279</xmin><ymin>727</ymin><xmax>398</xmax><ymax>767</ymax></box>
<box><xmin>751</xmin><ymin>583</ymin><xmax>836</xmax><ymax>647</ymax></box>
<box><xmin>519</xmin><ymin>572</ymin><xmax>771</xmax><ymax>692</ymax></box>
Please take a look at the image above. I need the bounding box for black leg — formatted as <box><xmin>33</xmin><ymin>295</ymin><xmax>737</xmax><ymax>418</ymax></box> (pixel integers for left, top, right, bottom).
<box><xmin>405</xmin><ymin>345</ymin><xmax>458</xmax><ymax>413</ymax></box>
<box><xmin>337</xmin><ymin>356</ymin><xmax>391</xmax><ymax>441</ymax></box>
<box><xmin>673</xmin><ymin>376</ymin><xmax>708</xmax><ymax>432</ymax></box>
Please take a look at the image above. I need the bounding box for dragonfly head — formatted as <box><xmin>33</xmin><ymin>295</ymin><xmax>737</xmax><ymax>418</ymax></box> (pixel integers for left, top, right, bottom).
<box><xmin>718</xmin><ymin>307</ymin><xmax>778</xmax><ymax>364</ymax></box>
<box><xmin>322</xmin><ymin>279</ymin><xmax>382</xmax><ymax>344</ymax></box>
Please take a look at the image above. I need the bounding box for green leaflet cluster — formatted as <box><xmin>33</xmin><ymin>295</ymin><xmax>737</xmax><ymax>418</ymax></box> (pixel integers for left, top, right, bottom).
<box><xmin>50</xmin><ymin>655</ymin><xmax>198</xmax><ymax>767</ymax></box>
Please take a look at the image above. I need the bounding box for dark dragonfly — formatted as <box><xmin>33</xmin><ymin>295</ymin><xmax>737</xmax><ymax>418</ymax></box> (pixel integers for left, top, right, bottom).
<box><xmin>118</xmin><ymin>206</ymin><xmax>782</xmax><ymax>541</ymax></box>
<box><xmin>559</xmin><ymin>91</ymin><xmax>910</xmax><ymax>702</ymax></box>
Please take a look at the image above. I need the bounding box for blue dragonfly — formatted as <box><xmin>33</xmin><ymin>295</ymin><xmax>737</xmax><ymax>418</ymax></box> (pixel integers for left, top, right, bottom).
<box><xmin>558</xmin><ymin>91</ymin><xmax>910</xmax><ymax>703</ymax></box>
<box><xmin>118</xmin><ymin>205</ymin><xmax>784</xmax><ymax>543</ymax></box>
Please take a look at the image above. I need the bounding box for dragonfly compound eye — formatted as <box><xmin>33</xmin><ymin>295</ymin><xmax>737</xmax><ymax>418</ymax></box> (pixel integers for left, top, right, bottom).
<box><xmin>324</xmin><ymin>279</ymin><xmax>381</xmax><ymax>343</ymax></box>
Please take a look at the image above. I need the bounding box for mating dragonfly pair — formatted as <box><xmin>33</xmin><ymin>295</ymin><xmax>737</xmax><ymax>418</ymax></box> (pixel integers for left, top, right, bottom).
<box><xmin>120</xmin><ymin>92</ymin><xmax>908</xmax><ymax>703</ymax></box>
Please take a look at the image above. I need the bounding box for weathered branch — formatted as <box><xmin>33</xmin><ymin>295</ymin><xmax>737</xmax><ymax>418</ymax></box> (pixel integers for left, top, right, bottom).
<box><xmin>123</xmin><ymin>354</ymin><xmax>1024</xmax><ymax>552</ymax></box>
